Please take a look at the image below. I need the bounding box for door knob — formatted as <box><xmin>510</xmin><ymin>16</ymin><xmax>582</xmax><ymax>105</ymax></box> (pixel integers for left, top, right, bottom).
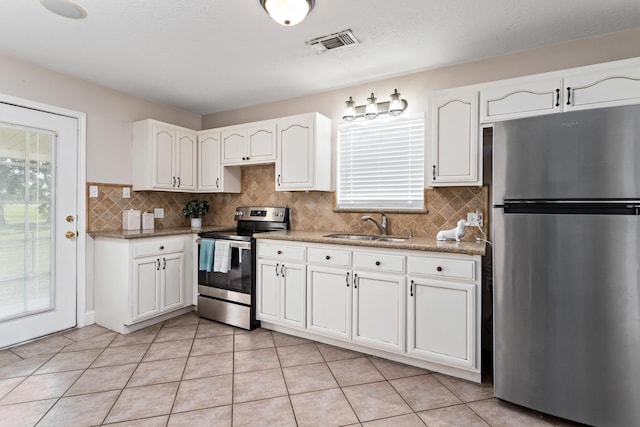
<box><xmin>65</xmin><ymin>231</ymin><xmax>76</xmax><ymax>239</ymax></box>
<box><xmin>66</xmin><ymin>215</ymin><xmax>75</xmax><ymax>223</ymax></box>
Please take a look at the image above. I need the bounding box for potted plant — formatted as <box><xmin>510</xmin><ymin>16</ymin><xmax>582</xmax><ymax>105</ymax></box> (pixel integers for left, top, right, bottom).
<box><xmin>182</xmin><ymin>199</ymin><xmax>209</xmax><ymax>229</ymax></box>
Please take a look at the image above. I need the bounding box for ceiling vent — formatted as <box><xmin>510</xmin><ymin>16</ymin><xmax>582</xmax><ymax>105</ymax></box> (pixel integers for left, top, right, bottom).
<box><xmin>306</xmin><ymin>30</ymin><xmax>359</xmax><ymax>54</ymax></box>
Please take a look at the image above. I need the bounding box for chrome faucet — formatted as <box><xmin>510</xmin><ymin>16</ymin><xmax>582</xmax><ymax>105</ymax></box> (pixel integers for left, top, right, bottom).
<box><xmin>361</xmin><ymin>213</ymin><xmax>388</xmax><ymax>235</ymax></box>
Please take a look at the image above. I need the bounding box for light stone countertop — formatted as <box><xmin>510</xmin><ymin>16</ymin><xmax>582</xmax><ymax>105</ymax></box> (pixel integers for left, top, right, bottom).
<box><xmin>254</xmin><ymin>230</ymin><xmax>487</xmax><ymax>256</ymax></box>
<box><xmin>88</xmin><ymin>225</ymin><xmax>234</xmax><ymax>239</ymax></box>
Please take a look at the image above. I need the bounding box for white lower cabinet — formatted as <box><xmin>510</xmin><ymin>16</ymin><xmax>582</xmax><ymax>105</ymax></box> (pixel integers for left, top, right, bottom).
<box><xmin>352</xmin><ymin>270</ymin><xmax>404</xmax><ymax>353</ymax></box>
<box><xmin>94</xmin><ymin>235</ymin><xmax>192</xmax><ymax>334</ymax></box>
<box><xmin>256</xmin><ymin>243</ymin><xmax>307</xmax><ymax>329</ymax></box>
<box><xmin>407</xmin><ymin>277</ymin><xmax>476</xmax><ymax>369</ymax></box>
<box><xmin>307</xmin><ymin>265</ymin><xmax>352</xmax><ymax>339</ymax></box>
<box><xmin>256</xmin><ymin>239</ymin><xmax>482</xmax><ymax>381</ymax></box>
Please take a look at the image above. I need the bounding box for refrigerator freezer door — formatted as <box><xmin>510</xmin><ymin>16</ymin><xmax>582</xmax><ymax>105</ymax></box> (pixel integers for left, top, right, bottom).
<box><xmin>493</xmin><ymin>104</ymin><xmax>640</xmax><ymax>205</ymax></box>
<box><xmin>493</xmin><ymin>209</ymin><xmax>640</xmax><ymax>426</ymax></box>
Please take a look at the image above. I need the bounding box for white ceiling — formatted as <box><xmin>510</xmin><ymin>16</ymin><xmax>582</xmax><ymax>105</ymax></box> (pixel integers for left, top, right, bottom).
<box><xmin>1</xmin><ymin>1</ymin><xmax>639</xmax><ymax>115</ymax></box>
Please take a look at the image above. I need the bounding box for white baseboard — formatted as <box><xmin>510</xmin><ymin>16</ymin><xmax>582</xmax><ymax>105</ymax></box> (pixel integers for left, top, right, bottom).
<box><xmin>84</xmin><ymin>311</ymin><xmax>95</xmax><ymax>326</ymax></box>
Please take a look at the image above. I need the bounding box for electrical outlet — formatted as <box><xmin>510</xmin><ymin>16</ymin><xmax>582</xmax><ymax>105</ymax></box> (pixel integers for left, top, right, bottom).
<box><xmin>122</xmin><ymin>187</ymin><xmax>130</xmax><ymax>198</ymax></box>
<box><xmin>467</xmin><ymin>210</ymin><xmax>483</xmax><ymax>227</ymax></box>
<box><xmin>154</xmin><ymin>208</ymin><xmax>164</xmax><ymax>219</ymax></box>
<box><xmin>89</xmin><ymin>185</ymin><xmax>98</xmax><ymax>198</ymax></box>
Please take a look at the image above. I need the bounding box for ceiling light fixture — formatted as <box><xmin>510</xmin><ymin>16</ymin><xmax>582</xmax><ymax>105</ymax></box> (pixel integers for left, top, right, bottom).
<box><xmin>260</xmin><ymin>0</ymin><xmax>315</xmax><ymax>26</ymax></box>
<box><xmin>40</xmin><ymin>0</ymin><xmax>87</xmax><ymax>19</ymax></box>
<box><xmin>342</xmin><ymin>89</ymin><xmax>408</xmax><ymax>121</ymax></box>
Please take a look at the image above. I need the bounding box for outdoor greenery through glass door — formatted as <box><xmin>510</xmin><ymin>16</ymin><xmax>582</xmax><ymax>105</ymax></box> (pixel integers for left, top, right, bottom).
<box><xmin>0</xmin><ymin>125</ymin><xmax>53</xmax><ymax>321</ymax></box>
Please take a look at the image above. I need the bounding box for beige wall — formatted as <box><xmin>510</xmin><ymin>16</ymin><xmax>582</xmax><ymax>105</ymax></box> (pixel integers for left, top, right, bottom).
<box><xmin>0</xmin><ymin>54</ymin><xmax>201</xmax><ymax>185</ymax></box>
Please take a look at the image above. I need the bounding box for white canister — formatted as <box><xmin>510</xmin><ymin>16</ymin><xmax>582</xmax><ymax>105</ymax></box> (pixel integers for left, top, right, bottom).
<box><xmin>122</xmin><ymin>209</ymin><xmax>141</xmax><ymax>230</ymax></box>
<box><xmin>142</xmin><ymin>212</ymin><xmax>155</xmax><ymax>230</ymax></box>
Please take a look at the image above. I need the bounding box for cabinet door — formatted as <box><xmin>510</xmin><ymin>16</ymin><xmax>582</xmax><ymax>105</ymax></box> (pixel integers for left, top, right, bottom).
<box><xmin>407</xmin><ymin>277</ymin><xmax>476</xmax><ymax>369</ymax></box>
<box><xmin>246</xmin><ymin>123</ymin><xmax>276</xmax><ymax>163</ymax></box>
<box><xmin>281</xmin><ymin>262</ymin><xmax>306</xmax><ymax>329</ymax></box>
<box><xmin>162</xmin><ymin>253</ymin><xmax>184</xmax><ymax>311</ymax></box>
<box><xmin>564</xmin><ymin>65</ymin><xmax>640</xmax><ymax>111</ymax></box>
<box><xmin>152</xmin><ymin>124</ymin><xmax>175</xmax><ymax>189</ymax></box>
<box><xmin>352</xmin><ymin>271</ymin><xmax>404</xmax><ymax>353</ymax></box>
<box><xmin>221</xmin><ymin>130</ymin><xmax>246</xmax><ymax>164</ymax></box>
<box><xmin>276</xmin><ymin>116</ymin><xmax>313</xmax><ymax>190</ymax></box>
<box><xmin>307</xmin><ymin>266</ymin><xmax>351</xmax><ymax>339</ymax></box>
<box><xmin>175</xmin><ymin>131</ymin><xmax>197</xmax><ymax>190</ymax></box>
<box><xmin>132</xmin><ymin>257</ymin><xmax>160</xmax><ymax>321</ymax></box>
<box><xmin>480</xmin><ymin>78</ymin><xmax>562</xmax><ymax>123</ymax></box>
<box><xmin>198</xmin><ymin>131</ymin><xmax>222</xmax><ymax>191</ymax></box>
<box><xmin>256</xmin><ymin>259</ymin><xmax>279</xmax><ymax>322</ymax></box>
<box><xmin>428</xmin><ymin>90</ymin><xmax>480</xmax><ymax>186</ymax></box>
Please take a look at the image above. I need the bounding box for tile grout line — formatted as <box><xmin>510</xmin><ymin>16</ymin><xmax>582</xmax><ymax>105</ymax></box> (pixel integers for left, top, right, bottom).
<box><xmin>272</xmin><ymin>331</ymin><xmax>300</xmax><ymax>427</ymax></box>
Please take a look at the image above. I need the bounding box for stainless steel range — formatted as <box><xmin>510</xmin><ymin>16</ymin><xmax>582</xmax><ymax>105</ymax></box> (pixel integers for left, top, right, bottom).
<box><xmin>197</xmin><ymin>206</ymin><xmax>290</xmax><ymax>330</ymax></box>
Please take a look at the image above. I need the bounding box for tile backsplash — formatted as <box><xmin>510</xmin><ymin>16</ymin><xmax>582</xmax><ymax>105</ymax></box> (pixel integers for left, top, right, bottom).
<box><xmin>87</xmin><ymin>164</ymin><xmax>488</xmax><ymax>240</ymax></box>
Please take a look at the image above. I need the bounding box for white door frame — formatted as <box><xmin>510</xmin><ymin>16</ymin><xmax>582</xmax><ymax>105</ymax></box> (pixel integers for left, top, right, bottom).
<box><xmin>0</xmin><ymin>93</ymin><xmax>87</xmax><ymax>329</ymax></box>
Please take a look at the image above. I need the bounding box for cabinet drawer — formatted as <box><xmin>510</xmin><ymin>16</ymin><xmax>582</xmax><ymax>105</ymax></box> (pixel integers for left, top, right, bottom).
<box><xmin>258</xmin><ymin>243</ymin><xmax>306</xmax><ymax>261</ymax></box>
<box><xmin>408</xmin><ymin>256</ymin><xmax>475</xmax><ymax>281</ymax></box>
<box><xmin>353</xmin><ymin>252</ymin><xmax>404</xmax><ymax>273</ymax></box>
<box><xmin>308</xmin><ymin>247</ymin><xmax>351</xmax><ymax>267</ymax></box>
<box><xmin>133</xmin><ymin>238</ymin><xmax>185</xmax><ymax>258</ymax></box>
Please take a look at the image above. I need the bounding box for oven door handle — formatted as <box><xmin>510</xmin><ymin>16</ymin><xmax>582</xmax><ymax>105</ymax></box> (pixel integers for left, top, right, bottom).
<box><xmin>196</xmin><ymin>238</ymin><xmax>251</xmax><ymax>250</ymax></box>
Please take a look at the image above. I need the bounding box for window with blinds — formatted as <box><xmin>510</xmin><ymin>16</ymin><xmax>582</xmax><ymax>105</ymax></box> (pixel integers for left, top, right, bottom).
<box><xmin>337</xmin><ymin>113</ymin><xmax>425</xmax><ymax>210</ymax></box>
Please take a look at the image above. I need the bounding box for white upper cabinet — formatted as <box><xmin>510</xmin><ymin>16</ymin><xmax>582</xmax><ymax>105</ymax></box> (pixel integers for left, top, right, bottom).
<box><xmin>197</xmin><ymin>130</ymin><xmax>241</xmax><ymax>193</ymax></box>
<box><xmin>479</xmin><ymin>58</ymin><xmax>640</xmax><ymax>123</ymax></box>
<box><xmin>221</xmin><ymin>121</ymin><xmax>276</xmax><ymax>165</ymax></box>
<box><xmin>133</xmin><ymin>119</ymin><xmax>197</xmax><ymax>192</ymax></box>
<box><xmin>275</xmin><ymin>113</ymin><xmax>332</xmax><ymax>191</ymax></box>
<box><xmin>427</xmin><ymin>89</ymin><xmax>481</xmax><ymax>187</ymax></box>
<box><xmin>564</xmin><ymin>64</ymin><xmax>640</xmax><ymax>111</ymax></box>
<box><xmin>480</xmin><ymin>77</ymin><xmax>563</xmax><ymax>122</ymax></box>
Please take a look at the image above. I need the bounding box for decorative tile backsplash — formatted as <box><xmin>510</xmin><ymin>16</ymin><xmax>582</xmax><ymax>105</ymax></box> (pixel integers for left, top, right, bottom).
<box><xmin>87</xmin><ymin>164</ymin><xmax>488</xmax><ymax>240</ymax></box>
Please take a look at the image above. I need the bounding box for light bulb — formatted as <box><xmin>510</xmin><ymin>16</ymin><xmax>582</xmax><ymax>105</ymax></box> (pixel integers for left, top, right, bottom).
<box><xmin>389</xmin><ymin>89</ymin><xmax>405</xmax><ymax>116</ymax></box>
<box><xmin>262</xmin><ymin>0</ymin><xmax>312</xmax><ymax>26</ymax></box>
<box><xmin>364</xmin><ymin>93</ymin><xmax>378</xmax><ymax>120</ymax></box>
<box><xmin>342</xmin><ymin>97</ymin><xmax>356</xmax><ymax>121</ymax></box>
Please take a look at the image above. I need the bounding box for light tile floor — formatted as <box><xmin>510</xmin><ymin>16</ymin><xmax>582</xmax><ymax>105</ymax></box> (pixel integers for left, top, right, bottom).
<box><xmin>0</xmin><ymin>312</ymin><xmax>585</xmax><ymax>426</ymax></box>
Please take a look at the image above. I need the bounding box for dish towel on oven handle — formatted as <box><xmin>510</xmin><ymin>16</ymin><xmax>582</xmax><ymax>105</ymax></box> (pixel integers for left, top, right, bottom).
<box><xmin>213</xmin><ymin>240</ymin><xmax>232</xmax><ymax>273</ymax></box>
<box><xmin>199</xmin><ymin>239</ymin><xmax>215</xmax><ymax>272</ymax></box>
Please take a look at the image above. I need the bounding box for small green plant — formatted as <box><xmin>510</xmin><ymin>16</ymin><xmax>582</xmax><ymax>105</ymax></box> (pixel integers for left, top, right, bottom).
<box><xmin>182</xmin><ymin>200</ymin><xmax>209</xmax><ymax>219</ymax></box>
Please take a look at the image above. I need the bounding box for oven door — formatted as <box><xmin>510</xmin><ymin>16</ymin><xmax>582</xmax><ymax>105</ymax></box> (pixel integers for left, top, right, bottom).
<box><xmin>197</xmin><ymin>240</ymin><xmax>252</xmax><ymax>303</ymax></box>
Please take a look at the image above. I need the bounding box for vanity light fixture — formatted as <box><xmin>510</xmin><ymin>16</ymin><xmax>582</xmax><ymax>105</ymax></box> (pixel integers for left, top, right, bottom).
<box><xmin>260</xmin><ymin>0</ymin><xmax>315</xmax><ymax>26</ymax></box>
<box><xmin>40</xmin><ymin>0</ymin><xmax>87</xmax><ymax>19</ymax></box>
<box><xmin>342</xmin><ymin>89</ymin><xmax>408</xmax><ymax>121</ymax></box>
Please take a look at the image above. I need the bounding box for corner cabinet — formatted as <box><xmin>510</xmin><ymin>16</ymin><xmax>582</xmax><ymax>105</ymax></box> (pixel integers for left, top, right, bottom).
<box><xmin>275</xmin><ymin>113</ymin><xmax>332</xmax><ymax>191</ymax></box>
<box><xmin>221</xmin><ymin>121</ymin><xmax>276</xmax><ymax>166</ymax></box>
<box><xmin>94</xmin><ymin>235</ymin><xmax>194</xmax><ymax>334</ymax></box>
<box><xmin>257</xmin><ymin>239</ymin><xmax>483</xmax><ymax>382</ymax></box>
<box><xmin>132</xmin><ymin>119</ymin><xmax>197</xmax><ymax>191</ymax></box>
<box><xmin>197</xmin><ymin>130</ymin><xmax>241</xmax><ymax>193</ymax></box>
<box><xmin>427</xmin><ymin>89</ymin><xmax>481</xmax><ymax>187</ymax></box>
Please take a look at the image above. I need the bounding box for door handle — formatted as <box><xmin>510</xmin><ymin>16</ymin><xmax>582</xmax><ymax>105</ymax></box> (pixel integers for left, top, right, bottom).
<box><xmin>65</xmin><ymin>231</ymin><xmax>76</xmax><ymax>239</ymax></box>
<box><xmin>66</xmin><ymin>215</ymin><xmax>75</xmax><ymax>223</ymax></box>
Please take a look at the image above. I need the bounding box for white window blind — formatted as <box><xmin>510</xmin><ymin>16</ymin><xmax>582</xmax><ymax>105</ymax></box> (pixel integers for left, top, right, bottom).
<box><xmin>338</xmin><ymin>113</ymin><xmax>425</xmax><ymax>210</ymax></box>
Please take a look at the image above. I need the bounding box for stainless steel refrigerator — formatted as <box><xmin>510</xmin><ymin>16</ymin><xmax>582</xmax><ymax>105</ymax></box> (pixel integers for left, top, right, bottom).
<box><xmin>492</xmin><ymin>104</ymin><xmax>640</xmax><ymax>427</ymax></box>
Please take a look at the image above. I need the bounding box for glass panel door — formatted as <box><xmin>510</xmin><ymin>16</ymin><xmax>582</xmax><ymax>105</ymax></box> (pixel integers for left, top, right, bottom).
<box><xmin>0</xmin><ymin>126</ymin><xmax>54</xmax><ymax>321</ymax></box>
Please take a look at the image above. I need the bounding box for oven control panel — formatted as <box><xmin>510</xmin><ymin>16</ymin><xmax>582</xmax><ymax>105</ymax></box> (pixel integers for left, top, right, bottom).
<box><xmin>234</xmin><ymin>206</ymin><xmax>289</xmax><ymax>223</ymax></box>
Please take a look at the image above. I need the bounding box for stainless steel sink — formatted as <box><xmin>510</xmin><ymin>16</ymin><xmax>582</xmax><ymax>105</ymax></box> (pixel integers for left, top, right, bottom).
<box><xmin>323</xmin><ymin>233</ymin><xmax>407</xmax><ymax>242</ymax></box>
<box><xmin>323</xmin><ymin>233</ymin><xmax>379</xmax><ymax>241</ymax></box>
